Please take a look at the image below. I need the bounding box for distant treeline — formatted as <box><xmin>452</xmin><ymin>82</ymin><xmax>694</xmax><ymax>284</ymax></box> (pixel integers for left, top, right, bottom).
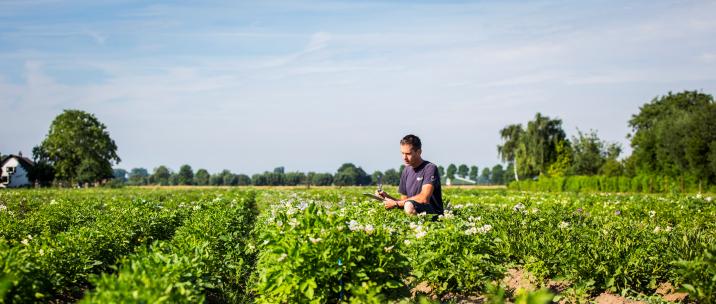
<box><xmin>109</xmin><ymin>162</ymin><xmax>512</xmax><ymax>187</ymax></box>
<box><xmin>7</xmin><ymin>90</ymin><xmax>714</xmax><ymax>191</ymax></box>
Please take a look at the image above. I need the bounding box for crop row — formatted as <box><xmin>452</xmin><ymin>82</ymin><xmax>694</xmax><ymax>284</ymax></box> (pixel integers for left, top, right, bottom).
<box><xmin>251</xmin><ymin>189</ymin><xmax>716</xmax><ymax>303</ymax></box>
<box><xmin>82</xmin><ymin>191</ymin><xmax>257</xmax><ymax>303</ymax></box>
<box><xmin>0</xmin><ymin>190</ymin><xmax>249</xmax><ymax>303</ymax></box>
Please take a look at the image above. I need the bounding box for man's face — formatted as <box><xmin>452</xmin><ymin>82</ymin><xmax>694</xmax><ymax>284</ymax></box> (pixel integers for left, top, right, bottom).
<box><xmin>400</xmin><ymin>144</ymin><xmax>422</xmax><ymax>167</ymax></box>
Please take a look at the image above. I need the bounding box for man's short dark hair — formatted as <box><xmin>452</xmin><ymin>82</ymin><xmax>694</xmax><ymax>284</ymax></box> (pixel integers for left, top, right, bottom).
<box><xmin>400</xmin><ymin>134</ymin><xmax>422</xmax><ymax>151</ymax></box>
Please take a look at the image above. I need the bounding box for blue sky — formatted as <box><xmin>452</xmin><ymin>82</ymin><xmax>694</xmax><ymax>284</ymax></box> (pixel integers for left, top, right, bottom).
<box><xmin>1</xmin><ymin>0</ymin><xmax>715</xmax><ymax>175</ymax></box>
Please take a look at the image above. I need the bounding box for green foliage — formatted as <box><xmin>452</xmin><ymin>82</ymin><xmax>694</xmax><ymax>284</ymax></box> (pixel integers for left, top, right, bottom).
<box><xmin>674</xmin><ymin>244</ymin><xmax>716</xmax><ymax>303</ymax></box>
<box><xmin>311</xmin><ymin>173</ymin><xmax>334</xmax><ymax>186</ymax></box>
<box><xmin>383</xmin><ymin>169</ymin><xmax>400</xmax><ymax>186</ymax></box>
<box><xmin>2</xmin><ymin>187</ymin><xmax>715</xmax><ymax>303</ymax></box>
<box><xmin>177</xmin><ymin>164</ymin><xmax>194</xmax><ymax>185</ymax></box>
<box><xmin>458</xmin><ymin>164</ymin><xmax>469</xmax><ymax>178</ymax></box>
<box><xmin>82</xmin><ymin>192</ymin><xmax>257</xmax><ymax>303</ymax></box>
<box><xmin>252</xmin><ymin>201</ymin><xmax>409</xmax><ymax>303</ymax></box>
<box><xmin>479</xmin><ymin>167</ymin><xmax>491</xmax><ymax>184</ymax></box>
<box><xmin>112</xmin><ymin>168</ymin><xmax>127</xmax><ymax>183</ymax></box>
<box><xmin>0</xmin><ymin>193</ymin><xmax>200</xmax><ymax>302</ymax></box>
<box><xmin>194</xmin><ymin>169</ymin><xmax>210</xmax><ymax>186</ymax></box>
<box><xmin>629</xmin><ymin>91</ymin><xmax>716</xmax><ymax>184</ymax></box>
<box><xmin>35</xmin><ymin>109</ymin><xmax>120</xmax><ymax>184</ymax></box>
<box><xmin>491</xmin><ymin>164</ymin><xmax>506</xmax><ymax>185</ymax></box>
<box><xmin>469</xmin><ymin>165</ymin><xmax>479</xmax><ymax>182</ymax></box>
<box><xmin>236</xmin><ymin>174</ymin><xmax>252</xmax><ymax>185</ymax></box>
<box><xmin>509</xmin><ymin>174</ymin><xmax>705</xmax><ymax>193</ymax></box>
<box><xmin>499</xmin><ymin>113</ymin><xmax>567</xmax><ymax>180</ymax></box>
<box><xmin>334</xmin><ymin>163</ymin><xmax>371</xmax><ymax>186</ymax></box>
<box><xmin>128</xmin><ymin>167</ymin><xmax>149</xmax><ymax>185</ymax></box>
<box><xmin>151</xmin><ymin>165</ymin><xmax>171</xmax><ymax>185</ymax></box>
<box><xmin>447</xmin><ymin>164</ymin><xmax>457</xmax><ymax>179</ymax></box>
<box><xmin>284</xmin><ymin>172</ymin><xmax>306</xmax><ymax>186</ymax></box>
<box><xmin>27</xmin><ymin>156</ymin><xmax>55</xmax><ymax>186</ymax></box>
<box><xmin>569</xmin><ymin>130</ymin><xmax>605</xmax><ymax>175</ymax></box>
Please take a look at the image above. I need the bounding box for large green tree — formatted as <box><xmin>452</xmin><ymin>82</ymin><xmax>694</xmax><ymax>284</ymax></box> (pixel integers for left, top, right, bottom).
<box><xmin>468</xmin><ymin>166</ymin><xmax>479</xmax><ymax>181</ymax></box>
<box><xmin>524</xmin><ymin>113</ymin><xmax>567</xmax><ymax>177</ymax></box>
<box><xmin>491</xmin><ymin>164</ymin><xmax>505</xmax><ymax>184</ymax></box>
<box><xmin>446</xmin><ymin>164</ymin><xmax>457</xmax><ymax>179</ymax></box>
<box><xmin>497</xmin><ymin>124</ymin><xmax>524</xmax><ymax>181</ymax></box>
<box><xmin>311</xmin><ymin>173</ymin><xmax>333</xmax><ymax>186</ymax></box>
<box><xmin>194</xmin><ymin>169</ymin><xmax>210</xmax><ymax>186</ymax></box>
<box><xmin>151</xmin><ymin>166</ymin><xmax>171</xmax><ymax>185</ymax></box>
<box><xmin>35</xmin><ymin>109</ymin><xmax>120</xmax><ymax>184</ymax></box>
<box><xmin>128</xmin><ymin>168</ymin><xmax>149</xmax><ymax>185</ymax></box>
<box><xmin>236</xmin><ymin>174</ymin><xmax>252</xmax><ymax>186</ymax></box>
<box><xmin>570</xmin><ymin>130</ymin><xmax>605</xmax><ymax>175</ymax></box>
<box><xmin>29</xmin><ymin>146</ymin><xmax>55</xmax><ymax>186</ymax></box>
<box><xmin>498</xmin><ymin>113</ymin><xmax>567</xmax><ymax>179</ymax></box>
<box><xmin>629</xmin><ymin>91</ymin><xmax>716</xmax><ymax>183</ymax></box>
<box><xmin>177</xmin><ymin>164</ymin><xmax>194</xmax><ymax>185</ymax></box>
<box><xmin>334</xmin><ymin>163</ymin><xmax>371</xmax><ymax>186</ymax></box>
<box><xmin>479</xmin><ymin>168</ymin><xmax>491</xmax><ymax>184</ymax></box>
<box><xmin>112</xmin><ymin>168</ymin><xmax>128</xmax><ymax>182</ymax></box>
<box><xmin>458</xmin><ymin>164</ymin><xmax>469</xmax><ymax>178</ymax></box>
<box><xmin>383</xmin><ymin>168</ymin><xmax>400</xmax><ymax>186</ymax></box>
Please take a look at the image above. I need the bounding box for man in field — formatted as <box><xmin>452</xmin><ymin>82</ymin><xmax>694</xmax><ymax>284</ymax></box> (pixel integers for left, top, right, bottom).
<box><xmin>376</xmin><ymin>134</ymin><xmax>444</xmax><ymax>216</ymax></box>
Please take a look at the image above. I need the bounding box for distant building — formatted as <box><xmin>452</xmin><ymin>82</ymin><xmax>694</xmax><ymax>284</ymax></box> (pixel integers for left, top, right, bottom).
<box><xmin>1</xmin><ymin>153</ymin><xmax>34</xmax><ymax>188</ymax></box>
<box><xmin>444</xmin><ymin>175</ymin><xmax>477</xmax><ymax>186</ymax></box>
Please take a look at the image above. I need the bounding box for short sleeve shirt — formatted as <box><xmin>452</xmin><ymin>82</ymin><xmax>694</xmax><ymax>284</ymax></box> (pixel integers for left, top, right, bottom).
<box><xmin>399</xmin><ymin>160</ymin><xmax>443</xmax><ymax>214</ymax></box>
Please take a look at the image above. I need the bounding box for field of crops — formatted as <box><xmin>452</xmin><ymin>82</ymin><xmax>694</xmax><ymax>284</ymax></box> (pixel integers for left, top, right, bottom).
<box><xmin>1</xmin><ymin>188</ymin><xmax>715</xmax><ymax>303</ymax></box>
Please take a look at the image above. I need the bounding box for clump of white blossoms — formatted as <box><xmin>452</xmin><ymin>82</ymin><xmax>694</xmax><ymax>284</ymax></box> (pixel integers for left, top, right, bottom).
<box><xmin>649</xmin><ymin>210</ymin><xmax>656</xmax><ymax>218</ymax></box>
<box><xmin>383</xmin><ymin>245</ymin><xmax>394</xmax><ymax>252</ymax></box>
<box><xmin>415</xmin><ymin>229</ymin><xmax>427</xmax><ymax>239</ymax></box>
<box><xmin>0</xmin><ymin>204</ymin><xmax>6</xmax><ymax>212</ymax></box>
<box><xmin>438</xmin><ymin>210</ymin><xmax>455</xmax><ymax>220</ymax></box>
<box><xmin>408</xmin><ymin>222</ymin><xmax>428</xmax><ymax>239</ymax></box>
<box><xmin>21</xmin><ymin>235</ymin><xmax>32</xmax><ymax>246</ymax></box>
<box><xmin>277</xmin><ymin>253</ymin><xmax>288</xmax><ymax>262</ymax></box>
<box><xmin>347</xmin><ymin>220</ymin><xmax>362</xmax><ymax>232</ymax></box>
<box><xmin>363</xmin><ymin>224</ymin><xmax>375</xmax><ymax>234</ymax></box>
<box><xmin>559</xmin><ymin>221</ymin><xmax>570</xmax><ymax>229</ymax></box>
<box><xmin>288</xmin><ymin>218</ymin><xmax>299</xmax><ymax>228</ymax></box>
<box><xmin>653</xmin><ymin>226</ymin><xmax>673</xmax><ymax>233</ymax></box>
<box><xmin>465</xmin><ymin>224</ymin><xmax>492</xmax><ymax>235</ymax></box>
<box><xmin>309</xmin><ymin>237</ymin><xmax>322</xmax><ymax>244</ymax></box>
<box><xmin>706</xmin><ymin>197</ymin><xmax>713</xmax><ymax>202</ymax></box>
<box><xmin>513</xmin><ymin>203</ymin><xmax>526</xmax><ymax>212</ymax></box>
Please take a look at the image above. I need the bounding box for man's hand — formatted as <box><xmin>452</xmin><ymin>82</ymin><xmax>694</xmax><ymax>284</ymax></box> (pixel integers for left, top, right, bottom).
<box><xmin>375</xmin><ymin>190</ymin><xmax>388</xmax><ymax>199</ymax></box>
<box><xmin>383</xmin><ymin>199</ymin><xmax>398</xmax><ymax>210</ymax></box>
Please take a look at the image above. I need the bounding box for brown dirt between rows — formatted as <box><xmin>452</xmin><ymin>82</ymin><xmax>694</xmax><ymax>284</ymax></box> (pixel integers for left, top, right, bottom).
<box><xmin>410</xmin><ymin>268</ymin><xmax>690</xmax><ymax>304</ymax></box>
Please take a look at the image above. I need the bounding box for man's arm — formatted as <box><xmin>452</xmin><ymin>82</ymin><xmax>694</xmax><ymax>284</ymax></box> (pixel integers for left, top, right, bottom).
<box><xmin>400</xmin><ymin>184</ymin><xmax>434</xmax><ymax>205</ymax></box>
<box><xmin>385</xmin><ymin>185</ymin><xmax>433</xmax><ymax>209</ymax></box>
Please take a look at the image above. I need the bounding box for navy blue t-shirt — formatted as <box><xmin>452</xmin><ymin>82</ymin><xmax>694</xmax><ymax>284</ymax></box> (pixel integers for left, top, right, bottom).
<box><xmin>398</xmin><ymin>160</ymin><xmax>443</xmax><ymax>214</ymax></box>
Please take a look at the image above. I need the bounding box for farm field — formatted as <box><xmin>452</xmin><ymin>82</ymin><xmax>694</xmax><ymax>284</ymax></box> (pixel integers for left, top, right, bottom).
<box><xmin>1</xmin><ymin>188</ymin><xmax>714</xmax><ymax>303</ymax></box>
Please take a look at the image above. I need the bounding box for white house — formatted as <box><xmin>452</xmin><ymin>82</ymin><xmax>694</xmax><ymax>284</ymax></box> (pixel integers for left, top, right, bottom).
<box><xmin>1</xmin><ymin>153</ymin><xmax>34</xmax><ymax>188</ymax></box>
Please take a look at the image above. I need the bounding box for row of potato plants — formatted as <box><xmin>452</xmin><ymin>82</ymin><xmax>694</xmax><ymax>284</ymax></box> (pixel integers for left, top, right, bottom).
<box><xmin>0</xmin><ymin>189</ymin><xmax>239</xmax><ymax>303</ymax></box>
<box><xmin>251</xmin><ymin>188</ymin><xmax>715</xmax><ymax>303</ymax></box>
<box><xmin>0</xmin><ymin>189</ymin><xmax>236</xmax><ymax>243</ymax></box>
<box><xmin>81</xmin><ymin>191</ymin><xmax>258</xmax><ymax>303</ymax></box>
